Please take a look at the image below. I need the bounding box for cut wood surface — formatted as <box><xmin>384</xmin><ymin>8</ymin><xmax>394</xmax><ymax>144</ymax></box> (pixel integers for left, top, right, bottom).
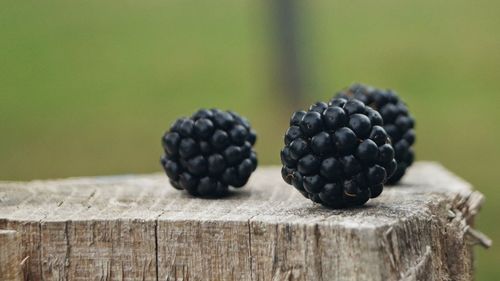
<box><xmin>0</xmin><ymin>162</ymin><xmax>486</xmax><ymax>281</ymax></box>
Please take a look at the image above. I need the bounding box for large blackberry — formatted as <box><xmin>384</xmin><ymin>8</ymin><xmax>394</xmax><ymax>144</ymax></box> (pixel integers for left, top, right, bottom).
<box><xmin>334</xmin><ymin>84</ymin><xmax>415</xmax><ymax>184</ymax></box>
<box><xmin>281</xmin><ymin>99</ymin><xmax>396</xmax><ymax>208</ymax></box>
<box><xmin>161</xmin><ymin>109</ymin><xmax>258</xmax><ymax>197</ymax></box>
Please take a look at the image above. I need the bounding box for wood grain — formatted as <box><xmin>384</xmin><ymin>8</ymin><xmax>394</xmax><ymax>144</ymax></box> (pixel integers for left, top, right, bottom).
<box><xmin>0</xmin><ymin>229</ymin><xmax>23</xmax><ymax>281</ymax></box>
<box><xmin>0</xmin><ymin>162</ymin><xmax>485</xmax><ymax>281</ymax></box>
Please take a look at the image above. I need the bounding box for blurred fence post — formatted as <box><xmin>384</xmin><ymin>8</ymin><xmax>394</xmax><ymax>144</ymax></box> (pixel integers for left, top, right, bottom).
<box><xmin>271</xmin><ymin>0</ymin><xmax>304</xmax><ymax>110</ymax></box>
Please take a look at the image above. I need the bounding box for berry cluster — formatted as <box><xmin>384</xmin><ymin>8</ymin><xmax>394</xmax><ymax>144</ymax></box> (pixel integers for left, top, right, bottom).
<box><xmin>335</xmin><ymin>84</ymin><xmax>415</xmax><ymax>184</ymax></box>
<box><xmin>280</xmin><ymin>98</ymin><xmax>396</xmax><ymax>208</ymax></box>
<box><xmin>161</xmin><ymin>109</ymin><xmax>257</xmax><ymax>197</ymax></box>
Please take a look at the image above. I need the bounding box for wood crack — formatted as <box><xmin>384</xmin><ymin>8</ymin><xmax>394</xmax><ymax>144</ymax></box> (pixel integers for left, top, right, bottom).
<box><xmin>313</xmin><ymin>224</ymin><xmax>323</xmax><ymax>281</ymax></box>
<box><xmin>382</xmin><ymin>226</ymin><xmax>398</xmax><ymax>273</ymax></box>
<box><xmin>155</xmin><ymin>219</ymin><xmax>159</xmax><ymax>281</ymax></box>
<box><xmin>399</xmin><ymin>246</ymin><xmax>432</xmax><ymax>281</ymax></box>
<box><xmin>38</xmin><ymin>221</ymin><xmax>44</xmax><ymax>281</ymax></box>
<box><xmin>247</xmin><ymin>216</ymin><xmax>255</xmax><ymax>281</ymax></box>
<box><xmin>64</xmin><ymin>221</ymin><xmax>71</xmax><ymax>280</ymax></box>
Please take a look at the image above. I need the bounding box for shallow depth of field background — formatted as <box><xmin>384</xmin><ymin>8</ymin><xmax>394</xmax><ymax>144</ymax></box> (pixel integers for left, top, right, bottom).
<box><xmin>1</xmin><ymin>0</ymin><xmax>499</xmax><ymax>278</ymax></box>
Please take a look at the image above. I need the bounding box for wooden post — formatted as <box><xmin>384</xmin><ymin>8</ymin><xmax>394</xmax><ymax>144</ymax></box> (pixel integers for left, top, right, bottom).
<box><xmin>0</xmin><ymin>230</ymin><xmax>23</xmax><ymax>281</ymax></box>
<box><xmin>0</xmin><ymin>162</ymin><xmax>489</xmax><ymax>281</ymax></box>
<box><xmin>270</xmin><ymin>0</ymin><xmax>304</xmax><ymax>109</ymax></box>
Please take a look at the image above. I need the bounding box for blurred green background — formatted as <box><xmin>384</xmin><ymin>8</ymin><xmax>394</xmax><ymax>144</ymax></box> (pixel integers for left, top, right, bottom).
<box><xmin>0</xmin><ymin>0</ymin><xmax>498</xmax><ymax>279</ymax></box>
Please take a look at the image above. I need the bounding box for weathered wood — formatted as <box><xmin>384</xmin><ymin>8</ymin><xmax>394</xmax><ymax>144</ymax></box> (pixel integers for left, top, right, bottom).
<box><xmin>0</xmin><ymin>162</ymin><xmax>487</xmax><ymax>281</ymax></box>
<box><xmin>0</xmin><ymin>230</ymin><xmax>23</xmax><ymax>281</ymax></box>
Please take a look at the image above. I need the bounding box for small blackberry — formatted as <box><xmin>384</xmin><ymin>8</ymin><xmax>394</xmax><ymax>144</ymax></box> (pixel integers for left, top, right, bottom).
<box><xmin>334</xmin><ymin>84</ymin><xmax>415</xmax><ymax>184</ymax></box>
<box><xmin>281</xmin><ymin>99</ymin><xmax>396</xmax><ymax>208</ymax></box>
<box><xmin>161</xmin><ymin>109</ymin><xmax>257</xmax><ymax>197</ymax></box>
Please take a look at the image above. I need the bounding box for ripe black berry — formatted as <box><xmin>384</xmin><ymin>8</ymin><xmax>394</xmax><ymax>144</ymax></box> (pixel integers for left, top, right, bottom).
<box><xmin>300</xmin><ymin>111</ymin><xmax>323</xmax><ymax>136</ymax></box>
<box><xmin>334</xmin><ymin>127</ymin><xmax>357</xmax><ymax>154</ymax></box>
<box><xmin>311</xmin><ymin>132</ymin><xmax>334</xmax><ymax>156</ymax></box>
<box><xmin>285</xmin><ymin>126</ymin><xmax>302</xmax><ymax>145</ymax></box>
<box><xmin>323</xmin><ymin>106</ymin><xmax>348</xmax><ymax>129</ymax></box>
<box><xmin>290</xmin><ymin>111</ymin><xmax>306</xmax><ymax>126</ymax></box>
<box><xmin>281</xmin><ymin>99</ymin><xmax>396</xmax><ymax>208</ymax></box>
<box><xmin>297</xmin><ymin>154</ymin><xmax>321</xmax><ymax>175</ymax></box>
<box><xmin>194</xmin><ymin>118</ymin><xmax>215</xmax><ymax>139</ymax></box>
<box><xmin>320</xmin><ymin>157</ymin><xmax>342</xmax><ymax>181</ymax></box>
<box><xmin>356</xmin><ymin>139</ymin><xmax>378</xmax><ymax>164</ymax></box>
<box><xmin>161</xmin><ymin>109</ymin><xmax>257</xmax><ymax>197</ymax></box>
<box><xmin>348</xmin><ymin>114</ymin><xmax>371</xmax><ymax>138</ymax></box>
<box><xmin>309</xmin><ymin>101</ymin><xmax>328</xmax><ymax>113</ymax></box>
<box><xmin>335</xmin><ymin>84</ymin><xmax>416</xmax><ymax>184</ymax></box>
<box><xmin>289</xmin><ymin>138</ymin><xmax>310</xmax><ymax>160</ymax></box>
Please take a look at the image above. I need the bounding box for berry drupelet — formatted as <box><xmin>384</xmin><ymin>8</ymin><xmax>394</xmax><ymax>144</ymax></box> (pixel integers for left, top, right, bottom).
<box><xmin>161</xmin><ymin>109</ymin><xmax>258</xmax><ymax>197</ymax></box>
<box><xmin>281</xmin><ymin>99</ymin><xmax>397</xmax><ymax>208</ymax></box>
<box><xmin>334</xmin><ymin>84</ymin><xmax>415</xmax><ymax>184</ymax></box>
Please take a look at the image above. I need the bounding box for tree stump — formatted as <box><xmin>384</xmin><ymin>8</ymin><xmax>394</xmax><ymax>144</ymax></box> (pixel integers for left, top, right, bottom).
<box><xmin>0</xmin><ymin>162</ymin><xmax>488</xmax><ymax>281</ymax></box>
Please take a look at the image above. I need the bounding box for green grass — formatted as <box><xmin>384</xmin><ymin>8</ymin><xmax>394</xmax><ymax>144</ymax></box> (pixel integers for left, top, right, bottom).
<box><xmin>0</xmin><ymin>0</ymin><xmax>498</xmax><ymax>279</ymax></box>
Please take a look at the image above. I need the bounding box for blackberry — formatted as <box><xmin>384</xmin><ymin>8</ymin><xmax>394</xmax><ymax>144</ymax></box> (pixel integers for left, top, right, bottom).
<box><xmin>281</xmin><ymin>98</ymin><xmax>396</xmax><ymax>208</ymax></box>
<box><xmin>334</xmin><ymin>84</ymin><xmax>415</xmax><ymax>184</ymax></box>
<box><xmin>161</xmin><ymin>109</ymin><xmax>257</xmax><ymax>197</ymax></box>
